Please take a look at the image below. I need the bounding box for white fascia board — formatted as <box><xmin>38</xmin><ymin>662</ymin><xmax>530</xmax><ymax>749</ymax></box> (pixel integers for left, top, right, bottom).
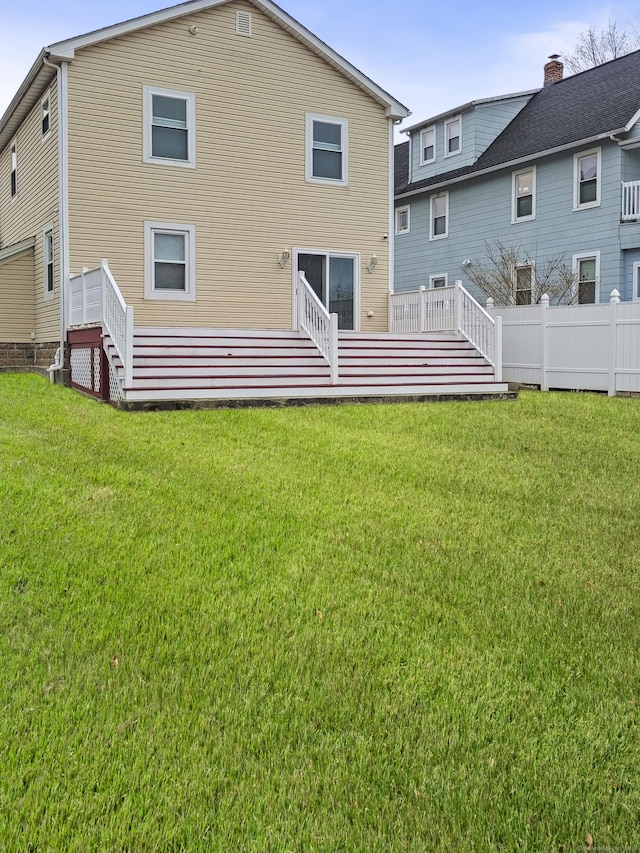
<box><xmin>624</xmin><ymin>107</ymin><xmax>640</xmax><ymax>133</ymax></box>
<box><xmin>45</xmin><ymin>0</ymin><xmax>409</xmax><ymax>120</ymax></box>
<box><xmin>395</xmin><ymin>129</ymin><xmax>628</xmax><ymax>200</ymax></box>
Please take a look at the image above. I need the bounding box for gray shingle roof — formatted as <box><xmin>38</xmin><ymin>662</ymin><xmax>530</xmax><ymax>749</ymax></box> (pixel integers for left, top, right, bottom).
<box><xmin>396</xmin><ymin>48</ymin><xmax>640</xmax><ymax>196</ymax></box>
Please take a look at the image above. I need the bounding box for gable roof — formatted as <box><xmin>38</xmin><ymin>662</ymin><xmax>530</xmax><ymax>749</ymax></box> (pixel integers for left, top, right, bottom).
<box><xmin>1</xmin><ymin>0</ymin><xmax>409</xmax><ymax>150</ymax></box>
<box><xmin>396</xmin><ymin>48</ymin><xmax>640</xmax><ymax>197</ymax></box>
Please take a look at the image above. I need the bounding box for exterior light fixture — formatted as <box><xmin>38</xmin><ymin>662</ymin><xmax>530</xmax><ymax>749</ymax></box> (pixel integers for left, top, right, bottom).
<box><xmin>278</xmin><ymin>248</ymin><xmax>291</xmax><ymax>268</ymax></box>
<box><xmin>367</xmin><ymin>254</ymin><xmax>378</xmax><ymax>273</ymax></box>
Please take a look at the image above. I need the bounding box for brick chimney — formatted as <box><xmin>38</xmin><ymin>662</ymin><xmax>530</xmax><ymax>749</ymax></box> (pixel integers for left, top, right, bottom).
<box><xmin>544</xmin><ymin>54</ymin><xmax>564</xmax><ymax>86</ymax></box>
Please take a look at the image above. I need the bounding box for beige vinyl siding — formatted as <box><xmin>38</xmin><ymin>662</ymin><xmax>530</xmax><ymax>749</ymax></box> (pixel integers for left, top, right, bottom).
<box><xmin>66</xmin><ymin>0</ymin><xmax>391</xmax><ymax>331</ymax></box>
<box><xmin>0</xmin><ymin>249</ymin><xmax>35</xmax><ymax>342</ymax></box>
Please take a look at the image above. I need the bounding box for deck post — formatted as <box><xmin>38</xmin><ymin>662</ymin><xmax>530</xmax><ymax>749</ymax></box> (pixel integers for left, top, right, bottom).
<box><xmin>124</xmin><ymin>305</ymin><xmax>134</xmax><ymax>390</ymax></box>
<box><xmin>329</xmin><ymin>313</ymin><xmax>339</xmax><ymax>384</ymax></box>
<box><xmin>494</xmin><ymin>315</ymin><xmax>503</xmax><ymax>383</ymax></box>
<box><xmin>419</xmin><ymin>286</ymin><xmax>427</xmax><ymax>333</ymax></box>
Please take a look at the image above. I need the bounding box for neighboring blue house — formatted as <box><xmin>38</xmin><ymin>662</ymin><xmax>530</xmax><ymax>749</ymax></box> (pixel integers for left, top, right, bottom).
<box><xmin>394</xmin><ymin>53</ymin><xmax>640</xmax><ymax>304</ymax></box>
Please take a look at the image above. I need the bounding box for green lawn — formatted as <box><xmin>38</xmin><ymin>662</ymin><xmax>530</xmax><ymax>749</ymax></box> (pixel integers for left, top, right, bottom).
<box><xmin>1</xmin><ymin>374</ymin><xmax>639</xmax><ymax>851</ymax></box>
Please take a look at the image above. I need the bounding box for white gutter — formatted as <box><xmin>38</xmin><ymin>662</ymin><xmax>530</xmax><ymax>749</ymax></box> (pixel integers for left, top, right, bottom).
<box><xmin>44</xmin><ymin>56</ymin><xmax>70</xmax><ymax>381</ymax></box>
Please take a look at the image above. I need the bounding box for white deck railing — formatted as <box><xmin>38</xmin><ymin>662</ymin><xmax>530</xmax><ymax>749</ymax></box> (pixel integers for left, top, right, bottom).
<box><xmin>622</xmin><ymin>180</ymin><xmax>640</xmax><ymax>221</ymax></box>
<box><xmin>67</xmin><ymin>260</ymin><xmax>133</xmax><ymax>389</ymax></box>
<box><xmin>389</xmin><ymin>282</ymin><xmax>502</xmax><ymax>380</ymax></box>
<box><xmin>296</xmin><ymin>272</ymin><xmax>338</xmax><ymax>384</ymax></box>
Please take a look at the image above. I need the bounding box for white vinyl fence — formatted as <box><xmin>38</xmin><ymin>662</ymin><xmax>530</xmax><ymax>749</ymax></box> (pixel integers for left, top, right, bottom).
<box><xmin>486</xmin><ymin>291</ymin><xmax>640</xmax><ymax>395</ymax></box>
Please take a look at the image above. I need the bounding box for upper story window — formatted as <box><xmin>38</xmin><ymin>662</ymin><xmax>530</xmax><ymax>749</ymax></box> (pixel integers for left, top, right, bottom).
<box><xmin>430</xmin><ymin>192</ymin><xmax>449</xmax><ymax>240</ymax></box>
<box><xmin>444</xmin><ymin>116</ymin><xmax>461</xmax><ymax>156</ymax></box>
<box><xmin>306</xmin><ymin>114</ymin><xmax>348</xmax><ymax>186</ymax></box>
<box><xmin>41</xmin><ymin>92</ymin><xmax>51</xmax><ymax>138</ymax></box>
<box><xmin>574</xmin><ymin>149</ymin><xmax>600</xmax><ymax>209</ymax></box>
<box><xmin>515</xmin><ymin>265</ymin><xmax>532</xmax><ymax>304</ymax></box>
<box><xmin>420</xmin><ymin>127</ymin><xmax>435</xmax><ymax>164</ymax></box>
<box><xmin>395</xmin><ymin>205</ymin><xmax>410</xmax><ymax>235</ymax></box>
<box><xmin>145</xmin><ymin>221</ymin><xmax>196</xmax><ymax>301</ymax></box>
<box><xmin>10</xmin><ymin>142</ymin><xmax>17</xmax><ymax>198</ymax></box>
<box><xmin>633</xmin><ymin>261</ymin><xmax>640</xmax><ymax>301</ymax></box>
<box><xmin>513</xmin><ymin>168</ymin><xmax>535</xmax><ymax>222</ymax></box>
<box><xmin>143</xmin><ymin>86</ymin><xmax>196</xmax><ymax>168</ymax></box>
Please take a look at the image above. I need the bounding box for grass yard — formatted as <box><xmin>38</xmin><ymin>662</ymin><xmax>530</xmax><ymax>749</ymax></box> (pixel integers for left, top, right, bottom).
<box><xmin>1</xmin><ymin>374</ymin><xmax>639</xmax><ymax>851</ymax></box>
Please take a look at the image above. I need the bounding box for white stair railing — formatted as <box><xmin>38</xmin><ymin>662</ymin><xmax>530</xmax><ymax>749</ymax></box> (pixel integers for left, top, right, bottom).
<box><xmin>67</xmin><ymin>259</ymin><xmax>134</xmax><ymax>390</ymax></box>
<box><xmin>296</xmin><ymin>272</ymin><xmax>338</xmax><ymax>384</ymax></box>
<box><xmin>389</xmin><ymin>282</ymin><xmax>502</xmax><ymax>381</ymax></box>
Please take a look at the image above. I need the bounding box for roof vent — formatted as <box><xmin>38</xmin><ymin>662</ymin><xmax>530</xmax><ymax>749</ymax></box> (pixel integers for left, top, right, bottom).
<box><xmin>236</xmin><ymin>11</ymin><xmax>252</xmax><ymax>37</ymax></box>
<box><xmin>544</xmin><ymin>54</ymin><xmax>564</xmax><ymax>86</ymax></box>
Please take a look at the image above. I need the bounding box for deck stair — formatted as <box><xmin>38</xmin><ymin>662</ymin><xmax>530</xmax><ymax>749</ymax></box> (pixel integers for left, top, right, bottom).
<box><xmin>106</xmin><ymin>328</ymin><xmax>509</xmax><ymax>405</ymax></box>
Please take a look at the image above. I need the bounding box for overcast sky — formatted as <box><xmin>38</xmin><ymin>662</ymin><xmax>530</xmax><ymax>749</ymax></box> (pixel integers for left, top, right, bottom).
<box><xmin>1</xmin><ymin>0</ymin><xmax>638</xmax><ymax>131</ymax></box>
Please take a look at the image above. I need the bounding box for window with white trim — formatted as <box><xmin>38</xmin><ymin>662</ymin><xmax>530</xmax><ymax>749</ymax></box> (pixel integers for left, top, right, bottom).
<box><xmin>143</xmin><ymin>86</ymin><xmax>196</xmax><ymax>167</ymax></box>
<box><xmin>395</xmin><ymin>205</ymin><xmax>410</xmax><ymax>235</ymax></box>
<box><xmin>429</xmin><ymin>274</ymin><xmax>448</xmax><ymax>288</ymax></box>
<box><xmin>420</xmin><ymin>127</ymin><xmax>435</xmax><ymax>164</ymax></box>
<box><xmin>633</xmin><ymin>261</ymin><xmax>640</xmax><ymax>300</ymax></box>
<box><xmin>44</xmin><ymin>224</ymin><xmax>54</xmax><ymax>297</ymax></box>
<box><xmin>305</xmin><ymin>114</ymin><xmax>348</xmax><ymax>186</ymax></box>
<box><xmin>10</xmin><ymin>141</ymin><xmax>17</xmax><ymax>198</ymax></box>
<box><xmin>430</xmin><ymin>192</ymin><xmax>448</xmax><ymax>240</ymax></box>
<box><xmin>574</xmin><ymin>149</ymin><xmax>600</xmax><ymax>209</ymax></box>
<box><xmin>573</xmin><ymin>252</ymin><xmax>599</xmax><ymax>304</ymax></box>
<box><xmin>515</xmin><ymin>265</ymin><xmax>532</xmax><ymax>304</ymax></box>
<box><xmin>42</xmin><ymin>92</ymin><xmax>51</xmax><ymax>138</ymax></box>
<box><xmin>444</xmin><ymin>116</ymin><xmax>461</xmax><ymax>156</ymax></box>
<box><xmin>512</xmin><ymin>168</ymin><xmax>535</xmax><ymax>222</ymax></box>
<box><xmin>145</xmin><ymin>222</ymin><xmax>196</xmax><ymax>301</ymax></box>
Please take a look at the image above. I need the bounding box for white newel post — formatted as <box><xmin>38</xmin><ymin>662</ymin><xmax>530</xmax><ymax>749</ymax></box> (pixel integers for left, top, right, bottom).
<box><xmin>454</xmin><ymin>280</ymin><xmax>462</xmax><ymax>338</ymax></box>
<box><xmin>419</xmin><ymin>286</ymin><xmax>427</xmax><ymax>333</ymax></box>
<box><xmin>124</xmin><ymin>305</ymin><xmax>134</xmax><ymax>389</ymax></box>
<box><xmin>608</xmin><ymin>289</ymin><xmax>620</xmax><ymax>397</ymax></box>
<box><xmin>494</xmin><ymin>315</ymin><xmax>503</xmax><ymax>383</ymax></box>
<box><xmin>329</xmin><ymin>313</ymin><xmax>339</xmax><ymax>384</ymax></box>
<box><xmin>540</xmin><ymin>293</ymin><xmax>549</xmax><ymax>391</ymax></box>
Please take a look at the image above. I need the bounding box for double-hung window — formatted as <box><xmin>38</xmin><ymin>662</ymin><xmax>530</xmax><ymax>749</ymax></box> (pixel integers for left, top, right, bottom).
<box><xmin>515</xmin><ymin>265</ymin><xmax>532</xmax><ymax>304</ymax></box>
<box><xmin>445</xmin><ymin>116</ymin><xmax>461</xmax><ymax>156</ymax></box>
<box><xmin>306</xmin><ymin>114</ymin><xmax>348</xmax><ymax>186</ymax></box>
<box><xmin>10</xmin><ymin>142</ymin><xmax>17</xmax><ymax>198</ymax></box>
<box><xmin>143</xmin><ymin>86</ymin><xmax>195</xmax><ymax>167</ymax></box>
<box><xmin>573</xmin><ymin>252</ymin><xmax>599</xmax><ymax>304</ymax></box>
<box><xmin>513</xmin><ymin>168</ymin><xmax>535</xmax><ymax>222</ymax></box>
<box><xmin>633</xmin><ymin>261</ymin><xmax>640</xmax><ymax>301</ymax></box>
<box><xmin>420</xmin><ymin>127</ymin><xmax>435</xmax><ymax>164</ymax></box>
<box><xmin>42</xmin><ymin>92</ymin><xmax>51</xmax><ymax>138</ymax></box>
<box><xmin>145</xmin><ymin>222</ymin><xmax>196</xmax><ymax>301</ymax></box>
<box><xmin>574</xmin><ymin>149</ymin><xmax>600</xmax><ymax>209</ymax></box>
<box><xmin>430</xmin><ymin>192</ymin><xmax>449</xmax><ymax>240</ymax></box>
<box><xmin>395</xmin><ymin>205</ymin><xmax>410</xmax><ymax>235</ymax></box>
<box><xmin>44</xmin><ymin>224</ymin><xmax>54</xmax><ymax>296</ymax></box>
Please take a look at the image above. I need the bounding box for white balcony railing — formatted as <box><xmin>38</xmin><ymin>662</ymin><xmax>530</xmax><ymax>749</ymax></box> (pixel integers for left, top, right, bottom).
<box><xmin>621</xmin><ymin>180</ymin><xmax>640</xmax><ymax>221</ymax></box>
<box><xmin>296</xmin><ymin>271</ymin><xmax>338</xmax><ymax>384</ymax></box>
<box><xmin>389</xmin><ymin>282</ymin><xmax>502</xmax><ymax>380</ymax></box>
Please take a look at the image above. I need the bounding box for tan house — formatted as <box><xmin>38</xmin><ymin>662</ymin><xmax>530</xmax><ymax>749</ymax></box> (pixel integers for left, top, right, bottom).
<box><xmin>0</xmin><ymin>0</ymin><xmax>507</xmax><ymax>406</ymax></box>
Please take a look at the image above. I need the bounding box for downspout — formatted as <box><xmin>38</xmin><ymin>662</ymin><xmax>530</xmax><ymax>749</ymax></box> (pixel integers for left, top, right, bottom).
<box><xmin>388</xmin><ymin>117</ymin><xmax>395</xmax><ymax>298</ymax></box>
<box><xmin>44</xmin><ymin>56</ymin><xmax>70</xmax><ymax>382</ymax></box>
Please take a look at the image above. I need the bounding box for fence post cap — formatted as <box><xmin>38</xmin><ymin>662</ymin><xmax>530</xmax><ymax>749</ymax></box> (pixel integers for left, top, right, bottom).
<box><xmin>610</xmin><ymin>289</ymin><xmax>620</xmax><ymax>303</ymax></box>
<box><xmin>486</xmin><ymin>297</ymin><xmax>494</xmax><ymax>308</ymax></box>
<box><xmin>541</xmin><ymin>293</ymin><xmax>550</xmax><ymax>306</ymax></box>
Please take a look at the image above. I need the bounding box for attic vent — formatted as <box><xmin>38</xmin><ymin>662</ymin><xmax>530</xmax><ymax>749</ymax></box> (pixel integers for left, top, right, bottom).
<box><xmin>236</xmin><ymin>11</ymin><xmax>252</xmax><ymax>36</ymax></box>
